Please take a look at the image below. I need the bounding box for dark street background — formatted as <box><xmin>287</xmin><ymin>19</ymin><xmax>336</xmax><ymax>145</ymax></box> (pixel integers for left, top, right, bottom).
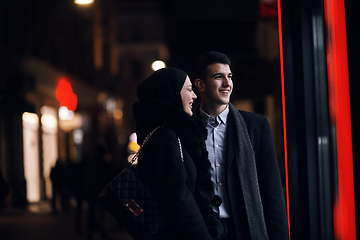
<box><xmin>1</xmin><ymin>0</ymin><xmax>359</xmax><ymax>239</ymax></box>
<box><xmin>1</xmin><ymin>200</ymin><xmax>132</xmax><ymax>240</ymax></box>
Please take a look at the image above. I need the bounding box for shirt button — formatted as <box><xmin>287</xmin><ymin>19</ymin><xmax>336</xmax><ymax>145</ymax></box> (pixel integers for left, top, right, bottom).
<box><xmin>219</xmin><ymin>183</ymin><xmax>222</xmax><ymax>186</ymax></box>
<box><xmin>216</xmin><ymin>145</ymin><xmax>219</xmax><ymax>148</ymax></box>
<box><xmin>217</xmin><ymin>164</ymin><xmax>220</xmax><ymax>167</ymax></box>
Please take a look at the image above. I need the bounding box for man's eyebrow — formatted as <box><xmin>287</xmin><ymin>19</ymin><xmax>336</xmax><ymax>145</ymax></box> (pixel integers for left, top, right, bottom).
<box><xmin>211</xmin><ymin>72</ymin><xmax>232</xmax><ymax>78</ymax></box>
<box><xmin>212</xmin><ymin>73</ymin><xmax>224</xmax><ymax>78</ymax></box>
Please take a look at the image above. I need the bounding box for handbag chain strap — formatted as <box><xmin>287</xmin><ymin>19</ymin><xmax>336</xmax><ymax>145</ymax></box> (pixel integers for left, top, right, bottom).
<box><xmin>130</xmin><ymin>126</ymin><xmax>184</xmax><ymax>165</ymax></box>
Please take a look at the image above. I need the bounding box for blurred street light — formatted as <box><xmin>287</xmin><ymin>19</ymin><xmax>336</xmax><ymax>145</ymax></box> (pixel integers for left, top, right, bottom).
<box><xmin>75</xmin><ymin>0</ymin><xmax>94</xmax><ymax>5</ymax></box>
<box><xmin>151</xmin><ymin>60</ymin><xmax>166</xmax><ymax>71</ymax></box>
<box><xmin>58</xmin><ymin>106</ymin><xmax>74</xmax><ymax>120</ymax></box>
<box><xmin>128</xmin><ymin>132</ymin><xmax>140</xmax><ymax>153</ymax></box>
<box><xmin>56</xmin><ymin>78</ymin><xmax>78</xmax><ymax>112</ymax></box>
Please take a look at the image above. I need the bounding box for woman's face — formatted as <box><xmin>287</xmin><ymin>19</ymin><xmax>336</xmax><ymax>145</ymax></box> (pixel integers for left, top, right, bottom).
<box><xmin>180</xmin><ymin>76</ymin><xmax>197</xmax><ymax>116</ymax></box>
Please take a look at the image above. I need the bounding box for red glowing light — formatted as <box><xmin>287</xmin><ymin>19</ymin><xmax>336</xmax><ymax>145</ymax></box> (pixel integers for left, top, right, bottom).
<box><xmin>276</xmin><ymin>0</ymin><xmax>291</xmax><ymax>238</ymax></box>
<box><xmin>260</xmin><ymin>0</ymin><xmax>278</xmax><ymax>18</ymax></box>
<box><xmin>324</xmin><ymin>0</ymin><xmax>356</xmax><ymax>239</ymax></box>
<box><xmin>56</xmin><ymin>78</ymin><xmax>78</xmax><ymax>111</ymax></box>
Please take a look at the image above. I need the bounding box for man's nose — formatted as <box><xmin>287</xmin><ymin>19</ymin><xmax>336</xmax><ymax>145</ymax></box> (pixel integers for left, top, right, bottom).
<box><xmin>223</xmin><ymin>77</ymin><xmax>231</xmax><ymax>85</ymax></box>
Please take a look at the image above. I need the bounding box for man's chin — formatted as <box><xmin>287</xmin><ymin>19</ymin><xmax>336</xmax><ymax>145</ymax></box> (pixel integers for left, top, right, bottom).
<box><xmin>220</xmin><ymin>99</ymin><xmax>230</xmax><ymax>105</ymax></box>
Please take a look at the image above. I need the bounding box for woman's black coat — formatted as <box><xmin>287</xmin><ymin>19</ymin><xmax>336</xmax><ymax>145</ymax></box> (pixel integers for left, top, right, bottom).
<box><xmin>133</xmin><ymin>101</ymin><xmax>225</xmax><ymax>240</ymax></box>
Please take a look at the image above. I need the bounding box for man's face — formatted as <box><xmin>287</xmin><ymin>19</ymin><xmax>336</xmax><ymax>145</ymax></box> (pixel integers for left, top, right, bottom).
<box><xmin>200</xmin><ymin>63</ymin><xmax>233</xmax><ymax>107</ymax></box>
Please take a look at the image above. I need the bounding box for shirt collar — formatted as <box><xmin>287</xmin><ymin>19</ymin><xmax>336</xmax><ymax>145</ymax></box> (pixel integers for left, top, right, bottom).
<box><xmin>218</xmin><ymin>105</ymin><xmax>229</xmax><ymax>124</ymax></box>
<box><xmin>200</xmin><ymin>104</ymin><xmax>229</xmax><ymax>126</ymax></box>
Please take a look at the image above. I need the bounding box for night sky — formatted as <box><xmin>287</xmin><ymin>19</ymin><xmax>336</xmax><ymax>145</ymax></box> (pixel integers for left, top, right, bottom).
<box><xmin>156</xmin><ymin>0</ymin><xmax>261</xmax><ymax>73</ymax></box>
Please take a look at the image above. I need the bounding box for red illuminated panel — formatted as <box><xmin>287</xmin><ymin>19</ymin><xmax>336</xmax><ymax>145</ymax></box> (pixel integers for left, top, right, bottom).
<box><xmin>324</xmin><ymin>0</ymin><xmax>356</xmax><ymax>239</ymax></box>
<box><xmin>259</xmin><ymin>0</ymin><xmax>278</xmax><ymax>18</ymax></box>
<box><xmin>56</xmin><ymin>78</ymin><xmax>78</xmax><ymax>111</ymax></box>
<box><xmin>276</xmin><ymin>0</ymin><xmax>290</xmax><ymax>238</ymax></box>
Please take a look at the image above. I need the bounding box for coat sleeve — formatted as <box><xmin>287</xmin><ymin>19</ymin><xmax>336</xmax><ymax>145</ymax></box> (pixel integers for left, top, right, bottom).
<box><xmin>138</xmin><ymin>127</ymin><xmax>213</xmax><ymax>240</ymax></box>
<box><xmin>255</xmin><ymin>117</ymin><xmax>289</xmax><ymax>240</ymax></box>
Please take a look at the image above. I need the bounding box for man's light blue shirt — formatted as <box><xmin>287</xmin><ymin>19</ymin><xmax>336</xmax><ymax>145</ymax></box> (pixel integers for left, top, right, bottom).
<box><xmin>200</xmin><ymin>105</ymin><xmax>231</xmax><ymax>218</ymax></box>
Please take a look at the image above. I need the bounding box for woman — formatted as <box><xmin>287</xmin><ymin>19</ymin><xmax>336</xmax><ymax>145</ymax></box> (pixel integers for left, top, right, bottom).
<box><xmin>133</xmin><ymin>68</ymin><xmax>226</xmax><ymax>240</ymax></box>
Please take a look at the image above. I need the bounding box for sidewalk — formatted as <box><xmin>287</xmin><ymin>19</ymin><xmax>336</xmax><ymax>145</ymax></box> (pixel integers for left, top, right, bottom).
<box><xmin>0</xmin><ymin>200</ymin><xmax>133</xmax><ymax>240</ymax></box>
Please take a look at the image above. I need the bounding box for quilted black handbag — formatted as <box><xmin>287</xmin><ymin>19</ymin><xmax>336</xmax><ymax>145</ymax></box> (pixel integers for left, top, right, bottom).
<box><xmin>98</xmin><ymin>126</ymin><xmax>183</xmax><ymax>240</ymax></box>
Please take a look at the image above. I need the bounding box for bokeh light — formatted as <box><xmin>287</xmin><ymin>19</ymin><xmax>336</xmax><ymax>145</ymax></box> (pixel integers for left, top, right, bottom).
<box><xmin>151</xmin><ymin>60</ymin><xmax>166</xmax><ymax>71</ymax></box>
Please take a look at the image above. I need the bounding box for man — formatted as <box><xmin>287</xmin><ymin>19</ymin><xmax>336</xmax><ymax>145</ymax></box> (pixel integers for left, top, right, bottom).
<box><xmin>191</xmin><ymin>51</ymin><xmax>289</xmax><ymax>240</ymax></box>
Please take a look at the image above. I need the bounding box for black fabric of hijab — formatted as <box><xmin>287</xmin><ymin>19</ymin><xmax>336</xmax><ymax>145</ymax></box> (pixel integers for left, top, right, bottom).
<box><xmin>136</xmin><ymin>67</ymin><xmax>187</xmax><ymax>110</ymax></box>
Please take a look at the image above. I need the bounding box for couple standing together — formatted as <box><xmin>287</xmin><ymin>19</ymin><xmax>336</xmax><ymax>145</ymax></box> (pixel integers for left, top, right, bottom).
<box><xmin>132</xmin><ymin>51</ymin><xmax>289</xmax><ymax>240</ymax></box>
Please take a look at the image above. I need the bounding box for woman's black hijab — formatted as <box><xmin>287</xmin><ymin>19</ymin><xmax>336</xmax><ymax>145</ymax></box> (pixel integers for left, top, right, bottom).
<box><xmin>136</xmin><ymin>67</ymin><xmax>187</xmax><ymax>109</ymax></box>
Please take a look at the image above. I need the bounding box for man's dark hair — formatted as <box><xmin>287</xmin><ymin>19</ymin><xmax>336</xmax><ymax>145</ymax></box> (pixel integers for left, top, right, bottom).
<box><xmin>191</xmin><ymin>51</ymin><xmax>231</xmax><ymax>83</ymax></box>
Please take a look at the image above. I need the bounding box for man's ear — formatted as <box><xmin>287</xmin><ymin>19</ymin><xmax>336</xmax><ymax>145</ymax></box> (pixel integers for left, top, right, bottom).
<box><xmin>194</xmin><ymin>79</ymin><xmax>205</xmax><ymax>92</ymax></box>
